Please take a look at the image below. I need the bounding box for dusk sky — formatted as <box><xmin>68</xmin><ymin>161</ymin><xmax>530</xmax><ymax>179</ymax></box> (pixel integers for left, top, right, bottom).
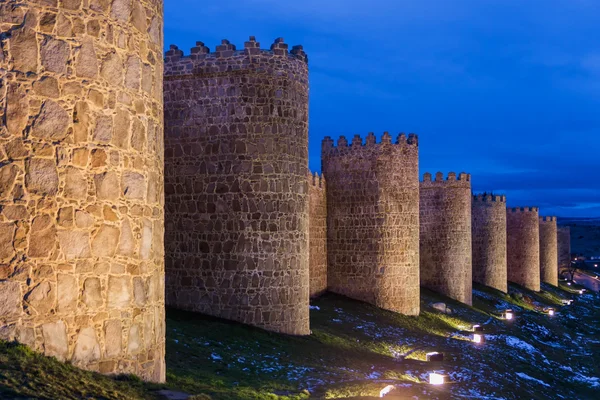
<box><xmin>165</xmin><ymin>0</ymin><xmax>600</xmax><ymax>218</ymax></box>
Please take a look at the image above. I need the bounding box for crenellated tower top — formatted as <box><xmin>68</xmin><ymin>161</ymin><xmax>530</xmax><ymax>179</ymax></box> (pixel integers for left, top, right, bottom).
<box><xmin>473</xmin><ymin>193</ymin><xmax>507</xmax><ymax>203</ymax></box>
<box><xmin>165</xmin><ymin>37</ymin><xmax>308</xmax><ymax>64</ymax></box>
<box><xmin>321</xmin><ymin>132</ymin><xmax>418</xmax><ymax>157</ymax></box>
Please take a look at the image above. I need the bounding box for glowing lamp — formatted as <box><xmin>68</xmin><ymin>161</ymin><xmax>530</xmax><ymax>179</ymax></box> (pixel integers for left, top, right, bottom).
<box><xmin>379</xmin><ymin>385</ymin><xmax>395</xmax><ymax>398</ymax></box>
<box><xmin>567</xmin><ymin>282</ymin><xmax>572</xmax><ymax>286</ymax></box>
<box><xmin>472</xmin><ymin>324</ymin><xmax>484</xmax><ymax>332</ymax></box>
<box><xmin>429</xmin><ymin>372</ymin><xmax>446</xmax><ymax>385</ymax></box>
<box><xmin>547</xmin><ymin>308</ymin><xmax>555</xmax><ymax>316</ymax></box>
<box><xmin>504</xmin><ymin>310</ymin><xmax>514</xmax><ymax>320</ymax></box>
<box><xmin>426</xmin><ymin>352</ymin><xmax>444</xmax><ymax>362</ymax></box>
<box><xmin>580</xmin><ymin>289</ymin><xmax>586</xmax><ymax>295</ymax></box>
<box><xmin>473</xmin><ymin>333</ymin><xmax>483</xmax><ymax>343</ymax></box>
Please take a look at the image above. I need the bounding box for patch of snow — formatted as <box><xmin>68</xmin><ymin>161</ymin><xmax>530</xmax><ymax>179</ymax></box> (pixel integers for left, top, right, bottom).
<box><xmin>309</xmin><ymin>305</ymin><xmax>320</xmax><ymax>310</ymax></box>
<box><xmin>332</xmin><ymin>319</ymin><xmax>342</xmax><ymax>323</ymax></box>
<box><xmin>505</xmin><ymin>336</ymin><xmax>537</xmax><ymax>353</ymax></box>
<box><xmin>211</xmin><ymin>353</ymin><xmax>222</xmax><ymax>360</ymax></box>
<box><xmin>516</xmin><ymin>372</ymin><xmax>550</xmax><ymax>387</ymax></box>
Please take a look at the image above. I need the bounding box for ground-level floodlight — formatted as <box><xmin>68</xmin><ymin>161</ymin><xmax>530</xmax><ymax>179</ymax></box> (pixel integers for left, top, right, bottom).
<box><xmin>562</xmin><ymin>299</ymin><xmax>574</xmax><ymax>305</ymax></box>
<box><xmin>426</xmin><ymin>352</ymin><xmax>444</xmax><ymax>362</ymax></box>
<box><xmin>429</xmin><ymin>372</ymin><xmax>446</xmax><ymax>385</ymax></box>
<box><xmin>473</xmin><ymin>333</ymin><xmax>484</xmax><ymax>344</ymax></box>
<box><xmin>379</xmin><ymin>385</ymin><xmax>395</xmax><ymax>398</ymax></box>
<box><xmin>504</xmin><ymin>310</ymin><xmax>514</xmax><ymax>320</ymax></box>
<box><xmin>547</xmin><ymin>308</ymin><xmax>555</xmax><ymax>316</ymax></box>
<box><xmin>472</xmin><ymin>324</ymin><xmax>484</xmax><ymax>332</ymax></box>
<box><xmin>580</xmin><ymin>289</ymin><xmax>586</xmax><ymax>295</ymax></box>
<box><xmin>567</xmin><ymin>282</ymin><xmax>572</xmax><ymax>286</ymax></box>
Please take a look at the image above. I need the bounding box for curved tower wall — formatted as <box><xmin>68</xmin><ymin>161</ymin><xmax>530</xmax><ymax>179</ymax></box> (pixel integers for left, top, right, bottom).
<box><xmin>0</xmin><ymin>0</ymin><xmax>165</xmax><ymax>381</ymax></box>
<box><xmin>322</xmin><ymin>132</ymin><xmax>420</xmax><ymax>315</ymax></box>
<box><xmin>420</xmin><ymin>172</ymin><xmax>473</xmax><ymax>305</ymax></box>
<box><xmin>471</xmin><ymin>194</ymin><xmax>507</xmax><ymax>292</ymax></box>
<box><xmin>539</xmin><ymin>217</ymin><xmax>558</xmax><ymax>286</ymax></box>
<box><xmin>163</xmin><ymin>38</ymin><xmax>310</xmax><ymax>335</ymax></box>
<box><xmin>557</xmin><ymin>226</ymin><xmax>571</xmax><ymax>270</ymax></box>
<box><xmin>506</xmin><ymin>207</ymin><xmax>540</xmax><ymax>291</ymax></box>
<box><xmin>309</xmin><ymin>172</ymin><xmax>327</xmax><ymax>298</ymax></box>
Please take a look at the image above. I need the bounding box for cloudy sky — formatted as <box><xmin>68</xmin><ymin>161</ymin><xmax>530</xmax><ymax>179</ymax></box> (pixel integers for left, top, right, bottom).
<box><xmin>165</xmin><ymin>0</ymin><xmax>600</xmax><ymax>217</ymax></box>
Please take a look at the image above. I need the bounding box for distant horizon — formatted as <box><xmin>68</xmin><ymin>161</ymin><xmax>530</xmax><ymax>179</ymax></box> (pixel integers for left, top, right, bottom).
<box><xmin>165</xmin><ymin>0</ymin><xmax>600</xmax><ymax>218</ymax></box>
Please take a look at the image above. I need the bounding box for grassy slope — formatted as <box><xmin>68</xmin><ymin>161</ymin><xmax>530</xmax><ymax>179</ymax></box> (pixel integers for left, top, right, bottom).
<box><xmin>1</xmin><ymin>282</ymin><xmax>599</xmax><ymax>400</ymax></box>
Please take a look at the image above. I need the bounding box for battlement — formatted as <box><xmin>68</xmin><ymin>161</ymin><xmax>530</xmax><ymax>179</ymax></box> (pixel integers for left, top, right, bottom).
<box><xmin>421</xmin><ymin>172</ymin><xmax>471</xmax><ymax>184</ymax></box>
<box><xmin>321</xmin><ymin>132</ymin><xmax>418</xmax><ymax>156</ymax></box>
<box><xmin>165</xmin><ymin>36</ymin><xmax>308</xmax><ymax>64</ymax></box>
<box><xmin>507</xmin><ymin>207</ymin><xmax>539</xmax><ymax>213</ymax></box>
<box><xmin>473</xmin><ymin>193</ymin><xmax>507</xmax><ymax>203</ymax></box>
<box><xmin>309</xmin><ymin>171</ymin><xmax>326</xmax><ymax>189</ymax></box>
<box><xmin>540</xmin><ymin>216</ymin><xmax>557</xmax><ymax>222</ymax></box>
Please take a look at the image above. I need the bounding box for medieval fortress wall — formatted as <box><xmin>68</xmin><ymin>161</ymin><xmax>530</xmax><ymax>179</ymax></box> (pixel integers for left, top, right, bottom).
<box><xmin>539</xmin><ymin>217</ymin><xmax>558</xmax><ymax>286</ymax></box>
<box><xmin>0</xmin><ymin>0</ymin><xmax>166</xmax><ymax>381</ymax></box>
<box><xmin>557</xmin><ymin>226</ymin><xmax>571</xmax><ymax>270</ymax></box>
<box><xmin>322</xmin><ymin>133</ymin><xmax>420</xmax><ymax>315</ymax></box>
<box><xmin>471</xmin><ymin>194</ymin><xmax>508</xmax><ymax>292</ymax></box>
<box><xmin>309</xmin><ymin>172</ymin><xmax>327</xmax><ymax>298</ymax></box>
<box><xmin>420</xmin><ymin>172</ymin><xmax>473</xmax><ymax>305</ymax></box>
<box><xmin>0</xmin><ymin>1</ymin><xmax>568</xmax><ymax>382</ymax></box>
<box><xmin>163</xmin><ymin>38</ymin><xmax>310</xmax><ymax>335</ymax></box>
<box><xmin>507</xmin><ymin>207</ymin><xmax>541</xmax><ymax>291</ymax></box>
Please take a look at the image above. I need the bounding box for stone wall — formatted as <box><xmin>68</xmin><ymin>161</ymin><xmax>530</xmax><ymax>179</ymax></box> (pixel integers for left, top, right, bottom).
<box><xmin>539</xmin><ymin>217</ymin><xmax>558</xmax><ymax>286</ymax></box>
<box><xmin>472</xmin><ymin>194</ymin><xmax>507</xmax><ymax>292</ymax></box>
<box><xmin>163</xmin><ymin>38</ymin><xmax>310</xmax><ymax>335</ymax></box>
<box><xmin>0</xmin><ymin>0</ymin><xmax>165</xmax><ymax>382</ymax></box>
<box><xmin>322</xmin><ymin>132</ymin><xmax>420</xmax><ymax>315</ymax></box>
<box><xmin>506</xmin><ymin>207</ymin><xmax>540</xmax><ymax>291</ymax></box>
<box><xmin>420</xmin><ymin>172</ymin><xmax>472</xmax><ymax>305</ymax></box>
<box><xmin>309</xmin><ymin>172</ymin><xmax>327</xmax><ymax>298</ymax></box>
<box><xmin>557</xmin><ymin>226</ymin><xmax>571</xmax><ymax>270</ymax></box>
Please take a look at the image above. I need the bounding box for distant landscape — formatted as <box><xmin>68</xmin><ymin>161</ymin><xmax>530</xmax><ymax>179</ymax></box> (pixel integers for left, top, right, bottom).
<box><xmin>559</xmin><ymin>218</ymin><xmax>600</xmax><ymax>258</ymax></box>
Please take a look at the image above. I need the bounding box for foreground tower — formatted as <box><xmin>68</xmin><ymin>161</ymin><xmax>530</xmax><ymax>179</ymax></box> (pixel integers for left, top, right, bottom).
<box><xmin>420</xmin><ymin>172</ymin><xmax>473</xmax><ymax>305</ymax></box>
<box><xmin>322</xmin><ymin>132</ymin><xmax>420</xmax><ymax>315</ymax></box>
<box><xmin>164</xmin><ymin>38</ymin><xmax>310</xmax><ymax>335</ymax></box>
<box><xmin>507</xmin><ymin>207</ymin><xmax>540</xmax><ymax>291</ymax></box>
<box><xmin>557</xmin><ymin>226</ymin><xmax>571</xmax><ymax>271</ymax></box>
<box><xmin>472</xmin><ymin>194</ymin><xmax>508</xmax><ymax>292</ymax></box>
<box><xmin>0</xmin><ymin>1</ymin><xmax>166</xmax><ymax>381</ymax></box>
<box><xmin>539</xmin><ymin>217</ymin><xmax>558</xmax><ymax>286</ymax></box>
<box><xmin>309</xmin><ymin>172</ymin><xmax>327</xmax><ymax>298</ymax></box>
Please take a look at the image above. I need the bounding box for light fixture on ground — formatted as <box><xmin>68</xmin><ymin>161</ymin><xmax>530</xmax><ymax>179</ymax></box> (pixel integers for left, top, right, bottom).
<box><xmin>426</xmin><ymin>352</ymin><xmax>444</xmax><ymax>362</ymax></box>
<box><xmin>473</xmin><ymin>333</ymin><xmax>484</xmax><ymax>344</ymax></box>
<box><xmin>472</xmin><ymin>324</ymin><xmax>484</xmax><ymax>332</ymax></box>
<box><xmin>547</xmin><ymin>308</ymin><xmax>555</xmax><ymax>316</ymax></box>
<box><xmin>504</xmin><ymin>310</ymin><xmax>514</xmax><ymax>320</ymax></box>
<box><xmin>579</xmin><ymin>289</ymin><xmax>586</xmax><ymax>295</ymax></box>
<box><xmin>379</xmin><ymin>385</ymin><xmax>396</xmax><ymax>398</ymax></box>
<box><xmin>429</xmin><ymin>372</ymin><xmax>446</xmax><ymax>385</ymax></box>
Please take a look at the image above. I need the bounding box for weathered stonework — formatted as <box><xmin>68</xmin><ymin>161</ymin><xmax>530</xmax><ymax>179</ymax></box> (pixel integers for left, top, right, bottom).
<box><xmin>309</xmin><ymin>172</ymin><xmax>327</xmax><ymax>298</ymax></box>
<box><xmin>0</xmin><ymin>0</ymin><xmax>165</xmax><ymax>382</ymax></box>
<box><xmin>420</xmin><ymin>172</ymin><xmax>472</xmax><ymax>305</ymax></box>
<box><xmin>539</xmin><ymin>217</ymin><xmax>558</xmax><ymax>286</ymax></box>
<box><xmin>557</xmin><ymin>226</ymin><xmax>571</xmax><ymax>270</ymax></box>
<box><xmin>506</xmin><ymin>207</ymin><xmax>540</xmax><ymax>291</ymax></box>
<box><xmin>322</xmin><ymin>132</ymin><xmax>420</xmax><ymax>315</ymax></box>
<box><xmin>472</xmin><ymin>194</ymin><xmax>507</xmax><ymax>292</ymax></box>
<box><xmin>163</xmin><ymin>38</ymin><xmax>310</xmax><ymax>335</ymax></box>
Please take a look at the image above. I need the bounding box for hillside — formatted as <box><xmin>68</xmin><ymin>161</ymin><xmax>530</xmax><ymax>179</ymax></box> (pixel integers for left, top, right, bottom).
<box><xmin>1</xmin><ymin>282</ymin><xmax>599</xmax><ymax>400</ymax></box>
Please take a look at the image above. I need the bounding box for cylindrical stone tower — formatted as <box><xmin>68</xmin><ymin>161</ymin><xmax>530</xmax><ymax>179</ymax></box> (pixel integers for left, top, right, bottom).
<box><xmin>163</xmin><ymin>38</ymin><xmax>310</xmax><ymax>335</ymax></box>
<box><xmin>322</xmin><ymin>132</ymin><xmax>420</xmax><ymax>316</ymax></box>
<box><xmin>539</xmin><ymin>216</ymin><xmax>558</xmax><ymax>286</ymax></box>
<box><xmin>558</xmin><ymin>226</ymin><xmax>571</xmax><ymax>270</ymax></box>
<box><xmin>507</xmin><ymin>207</ymin><xmax>540</xmax><ymax>291</ymax></box>
<box><xmin>309</xmin><ymin>172</ymin><xmax>327</xmax><ymax>298</ymax></box>
<box><xmin>420</xmin><ymin>172</ymin><xmax>473</xmax><ymax>305</ymax></box>
<box><xmin>471</xmin><ymin>194</ymin><xmax>507</xmax><ymax>292</ymax></box>
<box><xmin>0</xmin><ymin>0</ymin><xmax>165</xmax><ymax>382</ymax></box>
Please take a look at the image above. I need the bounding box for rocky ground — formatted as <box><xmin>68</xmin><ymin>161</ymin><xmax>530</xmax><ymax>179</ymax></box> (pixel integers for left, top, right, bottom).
<box><xmin>1</xmin><ymin>281</ymin><xmax>599</xmax><ymax>400</ymax></box>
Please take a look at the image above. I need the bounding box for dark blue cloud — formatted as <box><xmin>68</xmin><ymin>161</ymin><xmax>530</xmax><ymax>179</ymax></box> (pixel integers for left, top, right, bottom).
<box><xmin>165</xmin><ymin>0</ymin><xmax>600</xmax><ymax>217</ymax></box>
